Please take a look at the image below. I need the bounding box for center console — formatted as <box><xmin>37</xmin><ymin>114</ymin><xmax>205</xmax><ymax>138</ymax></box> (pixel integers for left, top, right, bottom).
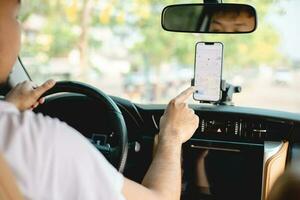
<box><xmin>153</xmin><ymin>116</ymin><xmax>290</xmax><ymax>200</ymax></box>
<box><xmin>181</xmin><ymin>139</ymin><xmax>264</xmax><ymax>200</ymax></box>
<box><xmin>180</xmin><ymin>139</ymin><xmax>288</xmax><ymax>200</ymax></box>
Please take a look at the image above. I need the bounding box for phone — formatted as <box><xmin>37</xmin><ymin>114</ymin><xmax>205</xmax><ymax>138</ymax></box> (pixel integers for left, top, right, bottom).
<box><xmin>193</xmin><ymin>42</ymin><xmax>223</xmax><ymax>102</ymax></box>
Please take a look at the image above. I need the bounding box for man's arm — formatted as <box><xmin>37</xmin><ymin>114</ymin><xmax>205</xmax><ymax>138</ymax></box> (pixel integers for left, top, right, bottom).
<box><xmin>123</xmin><ymin>87</ymin><xmax>199</xmax><ymax>200</ymax></box>
<box><xmin>123</xmin><ymin>137</ymin><xmax>182</xmax><ymax>200</ymax></box>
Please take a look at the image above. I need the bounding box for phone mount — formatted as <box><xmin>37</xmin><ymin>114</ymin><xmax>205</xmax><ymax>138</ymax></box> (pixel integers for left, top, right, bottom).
<box><xmin>191</xmin><ymin>79</ymin><xmax>242</xmax><ymax>106</ymax></box>
<box><xmin>217</xmin><ymin>80</ymin><xmax>242</xmax><ymax>105</ymax></box>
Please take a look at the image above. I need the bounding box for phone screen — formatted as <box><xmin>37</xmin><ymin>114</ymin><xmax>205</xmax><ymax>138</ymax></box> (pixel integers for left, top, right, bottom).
<box><xmin>194</xmin><ymin>42</ymin><xmax>223</xmax><ymax>102</ymax></box>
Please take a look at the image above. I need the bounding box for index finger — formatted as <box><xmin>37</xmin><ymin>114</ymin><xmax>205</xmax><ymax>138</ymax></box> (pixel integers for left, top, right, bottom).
<box><xmin>32</xmin><ymin>80</ymin><xmax>56</xmax><ymax>98</ymax></box>
<box><xmin>174</xmin><ymin>87</ymin><xmax>195</xmax><ymax>103</ymax></box>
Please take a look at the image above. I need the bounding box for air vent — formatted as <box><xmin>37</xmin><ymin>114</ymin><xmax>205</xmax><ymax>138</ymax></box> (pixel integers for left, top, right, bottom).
<box><xmin>240</xmin><ymin>120</ymin><xmax>290</xmax><ymax>141</ymax></box>
<box><xmin>195</xmin><ymin>118</ymin><xmax>291</xmax><ymax>142</ymax></box>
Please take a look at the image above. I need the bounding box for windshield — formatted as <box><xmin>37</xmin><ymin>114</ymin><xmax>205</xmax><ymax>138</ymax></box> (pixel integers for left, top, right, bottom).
<box><xmin>20</xmin><ymin>0</ymin><xmax>300</xmax><ymax>113</ymax></box>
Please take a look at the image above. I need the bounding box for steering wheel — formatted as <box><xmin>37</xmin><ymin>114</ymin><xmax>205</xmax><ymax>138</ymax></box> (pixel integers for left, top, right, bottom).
<box><xmin>39</xmin><ymin>81</ymin><xmax>128</xmax><ymax>172</ymax></box>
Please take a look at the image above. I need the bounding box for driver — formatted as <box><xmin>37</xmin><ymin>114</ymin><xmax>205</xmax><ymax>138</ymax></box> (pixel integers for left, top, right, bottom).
<box><xmin>0</xmin><ymin>0</ymin><xmax>199</xmax><ymax>200</ymax></box>
<box><xmin>208</xmin><ymin>6</ymin><xmax>255</xmax><ymax>33</ymax></box>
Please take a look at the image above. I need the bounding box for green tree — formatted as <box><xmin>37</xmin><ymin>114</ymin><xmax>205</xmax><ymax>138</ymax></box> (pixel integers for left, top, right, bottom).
<box><xmin>21</xmin><ymin>0</ymin><xmax>96</xmax><ymax>80</ymax></box>
<box><xmin>130</xmin><ymin>0</ymin><xmax>286</xmax><ymax>68</ymax></box>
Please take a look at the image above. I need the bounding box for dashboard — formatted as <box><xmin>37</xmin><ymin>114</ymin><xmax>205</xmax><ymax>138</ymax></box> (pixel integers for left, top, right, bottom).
<box><xmin>136</xmin><ymin>103</ymin><xmax>300</xmax><ymax>200</ymax></box>
<box><xmin>34</xmin><ymin>93</ymin><xmax>300</xmax><ymax>199</ymax></box>
<box><xmin>139</xmin><ymin>104</ymin><xmax>300</xmax><ymax>143</ymax></box>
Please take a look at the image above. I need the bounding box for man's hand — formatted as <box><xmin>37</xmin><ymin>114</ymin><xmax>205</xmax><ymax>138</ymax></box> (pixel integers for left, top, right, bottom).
<box><xmin>159</xmin><ymin>87</ymin><xmax>199</xmax><ymax>144</ymax></box>
<box><xmin>123</xmin><ymin>87</ymin><xmax>199</xmax><ymax>200</ymax></box>
<box><xmin>5</xmin><ymin>80</ymin><xmax>56</xmax><ymax>111</ymax></box>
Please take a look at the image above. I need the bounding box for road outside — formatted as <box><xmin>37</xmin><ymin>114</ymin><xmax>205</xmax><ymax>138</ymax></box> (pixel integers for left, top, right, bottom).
<box><xmin>233</xmin><ymin>69</ymin><xmax>300</xmax><ymax>113</ymax></box>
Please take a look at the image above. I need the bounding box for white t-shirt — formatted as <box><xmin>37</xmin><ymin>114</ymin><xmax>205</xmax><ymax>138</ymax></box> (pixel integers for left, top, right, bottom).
<box><xmin>0</xmin><ymin>100</ymin><xmax>125</xmax><ymax>200</ymax></box>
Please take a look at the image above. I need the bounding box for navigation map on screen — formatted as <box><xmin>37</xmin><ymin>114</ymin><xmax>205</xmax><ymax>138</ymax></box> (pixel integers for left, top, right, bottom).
<box><xmin>194</xmin><ymin>42</ymin><xmax>223</xmax><ymax>102</ymax></box>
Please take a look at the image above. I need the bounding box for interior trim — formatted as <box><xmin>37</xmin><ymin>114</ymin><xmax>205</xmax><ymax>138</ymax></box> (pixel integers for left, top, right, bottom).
<box><xmin>153</xmin><ymin>134</ymin><xmax>159</xmax><ymax>157</ymax></box>
<box><xmin>151</xmin><ymin>115</ymin><xmax>159</xmax><ymax>130</ymax></box>
<box><xmin>190</xmin><ymin>144</ymin><xmax>241</xmax><ymax>152</ymax></box>
<box><xmin>261</xmin><ymin>141</ymin><xmax>289</xmax><ymax>200</ymax></box>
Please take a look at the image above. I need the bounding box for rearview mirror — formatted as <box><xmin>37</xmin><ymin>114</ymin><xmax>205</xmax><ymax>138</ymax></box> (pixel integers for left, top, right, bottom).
<box><xmin>161</xmin><ymin>3</ymin><xmax>257</xmax><ymax>34</ymax></box>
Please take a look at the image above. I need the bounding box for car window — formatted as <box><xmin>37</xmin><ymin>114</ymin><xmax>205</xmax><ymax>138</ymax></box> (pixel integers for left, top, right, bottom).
<box><xmin>20</xmin><ymin>0</ymin><xmax>300</xmax><ymax>113</ymax></box>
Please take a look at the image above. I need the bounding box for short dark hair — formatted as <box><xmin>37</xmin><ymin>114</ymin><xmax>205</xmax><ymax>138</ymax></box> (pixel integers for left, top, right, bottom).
<box><xmin>213</xmin><ymin>6</ymin><xmax>255</xmax><ymax>18</ymax></box>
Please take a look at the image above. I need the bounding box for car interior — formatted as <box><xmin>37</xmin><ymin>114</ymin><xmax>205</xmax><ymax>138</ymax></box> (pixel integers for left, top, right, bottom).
<box><xmin>1</xmin><ymin>0</ymin><xmax>300</xmax><ymax>200</ymax></box>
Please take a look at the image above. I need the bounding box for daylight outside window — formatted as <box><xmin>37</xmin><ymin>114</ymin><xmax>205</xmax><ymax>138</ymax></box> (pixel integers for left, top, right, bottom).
<box><xmin>20</xmin><ymin>0</ymin><xmax>300</xmax><ymax>113</ymax></box>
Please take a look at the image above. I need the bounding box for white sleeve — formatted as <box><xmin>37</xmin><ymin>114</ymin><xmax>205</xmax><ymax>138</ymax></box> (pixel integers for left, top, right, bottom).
<box><xmin>1</xmin><ymin>111</ymin><xmax>126</xmax><ymax>200</ymax></box>
<box><xmin>35</xmin><ymin>113</ymin><xmax>126</xmax><ymax>200</ymax></box>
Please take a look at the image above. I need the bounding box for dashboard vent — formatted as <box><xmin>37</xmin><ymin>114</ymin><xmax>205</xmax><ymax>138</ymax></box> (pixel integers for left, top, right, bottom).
<box><xmin>195</xmin><ymin>118</ymin><xmax>291</xmax><ymax>142</ymax></box>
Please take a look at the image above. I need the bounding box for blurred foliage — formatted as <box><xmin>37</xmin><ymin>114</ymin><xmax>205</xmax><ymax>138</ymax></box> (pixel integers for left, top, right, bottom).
<box><xmin>130</xmin><ymin>0</ymin><xmax>287</xmax><ymax>70</ymax></box>
<box><xmin>20</xmin><ymin>0</ymin><xmax>287</xmax><ymax>71</ymax></box>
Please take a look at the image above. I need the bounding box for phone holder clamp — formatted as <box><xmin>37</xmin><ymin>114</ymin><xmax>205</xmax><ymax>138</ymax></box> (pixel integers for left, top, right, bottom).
<box><xmin>217</xmin><ymin>80</ymin><xmax>241</xmax><ymax>106</ymax></box>
<box><xmin>191</xmin><ymin>79</ymin><xmax>241</xmax><ymax>106</ymax></box>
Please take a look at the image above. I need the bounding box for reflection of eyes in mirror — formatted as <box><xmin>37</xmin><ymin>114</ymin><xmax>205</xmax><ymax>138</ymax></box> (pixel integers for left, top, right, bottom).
<box><xmin>161</xmin><ymin>4</ymin><xmax>257</xmax><ymax>34</ymax></box>
<box><xmin>209</xmin><ymin>8</ymin><xmax>255</xmax><ymax>33</ymax></box>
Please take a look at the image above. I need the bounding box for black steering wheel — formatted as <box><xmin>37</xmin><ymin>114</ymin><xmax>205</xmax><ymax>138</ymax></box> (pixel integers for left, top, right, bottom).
<box><xmin>39</xmin><ymin>81</ymin><xmax>128</xmax><ymax>172</ymax></box>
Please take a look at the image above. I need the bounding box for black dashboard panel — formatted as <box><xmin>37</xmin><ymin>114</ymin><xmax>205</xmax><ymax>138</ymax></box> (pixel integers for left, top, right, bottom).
<box><xmin>136</xmin><ymin>104</ymin><xmax>300</xmax><ymax>143</ymax></box>
<box><xmin>34</xmin><ymin>94</ymin><xmax>300</xmax><ymax>184</ymax></box>
<box><xmin>29</xmin><ymin>93</ymin><xmax>300</xmax><ymax>144</ymax></box>
<box><xmin>189</xmin><ymin>116</ymin><xmax>292</xmax><ymax>143</ymax></box>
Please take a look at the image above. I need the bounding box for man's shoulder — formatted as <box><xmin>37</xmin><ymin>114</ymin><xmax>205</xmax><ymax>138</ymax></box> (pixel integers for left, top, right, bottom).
<box><xmin>0</xmin><ymin>107</ymin><xmax>75</xmax><ymax>151</ymax></box>
<box><xmin>0</xmin><ymin>100</ymin><xmax>59</xmax><ymax>129</ymax></box>
<box><xmin>0</xmin><ymin>108</ymin><xmax>62</xmax><ymax>131</ymax></box>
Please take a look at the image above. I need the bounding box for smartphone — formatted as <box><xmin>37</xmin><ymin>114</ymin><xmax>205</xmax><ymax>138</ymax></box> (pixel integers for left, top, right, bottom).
<box><xmin>193</xmin><ymin>42</ymin><xmax>223</xmax><ymax>102</ymax></box>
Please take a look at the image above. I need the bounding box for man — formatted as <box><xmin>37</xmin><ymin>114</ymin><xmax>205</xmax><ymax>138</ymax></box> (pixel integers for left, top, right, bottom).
<box><xmin>208</xmin><ymin>7</ymin><xmax>255</xmax><ymax>33</ymax></box>
<box><xmin>0</xmin><ymin>0</ymin><xmax>199</xmax><ymax>199</ymax></box>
